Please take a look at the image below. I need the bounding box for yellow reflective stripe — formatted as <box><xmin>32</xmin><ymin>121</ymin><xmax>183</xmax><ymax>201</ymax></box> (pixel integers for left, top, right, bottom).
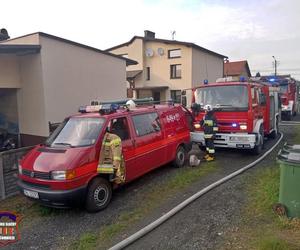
<box><xmin>97</xmin><ymin>164</ymin><xmax>114</xmax><ymax>174</ymax></box>
<box><xmin>103</xmin><ymin>139</ymin><xmax>121</xmax><ymax>147</ymax></box>
<box><xmin>204</xmin><ymin>134</ymin><xmax>213</xmax><ymax>138</ymax></box>
<box><xmin>208</xmin><ymin>149</ymin><xmax>215</xmax><ymax>153</ymax></box>
<box><xmin>113</xmin><ymin>156</ymin><xmax>121</xmax><ymax>161</ymax></box>
<box><xmin>213</xmin><ymin>127</ymin><xmax>218</xmax><ymax>131</ymax></box>
<box><xmin>204</xmin><ymin>120</ymin><xmax>213</xmax><ymax>126</ymax></box>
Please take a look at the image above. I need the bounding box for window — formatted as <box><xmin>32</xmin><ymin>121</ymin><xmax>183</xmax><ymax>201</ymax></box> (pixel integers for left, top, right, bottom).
<box><xmin>132</xmin><ymin>112</ymin><xmax>161</xmax><ymax>136</ymax></box>
<box><xmin>171</xmin><ymin>90</ymin><xmax>181</xmax><ymax>103</ymax></box>
<box><xmin>109</xmin><ymin>117</ymin><xmax>130</xmax><ymax>141</ymax></box>
<box><xmin>168</xmin><ymin>49</ymin><xmax>181</xmax><ymax>58</ymax></box>
<box><xmin>170</xmin><ymin>64</ymin><xmax>182</xmax><ymax>79</ymax></box>
<box><xmin>146</xmin><ymin>67</ymin><xmax>150</xmax><ymax>80</ymax></box>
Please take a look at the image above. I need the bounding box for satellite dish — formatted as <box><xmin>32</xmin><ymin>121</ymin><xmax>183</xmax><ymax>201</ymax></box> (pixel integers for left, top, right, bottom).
<box><xmin>157</xmin><ymin>48</ymin><xmax>164</xmax><ymax>56</ymax></box>
<box><xmin>145</xmin><ymin>48</ymin><xmax>154</xmax><ymax>57</ymax></box>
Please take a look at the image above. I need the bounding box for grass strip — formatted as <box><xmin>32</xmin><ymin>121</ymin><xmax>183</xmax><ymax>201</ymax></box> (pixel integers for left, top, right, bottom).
<box><xmin>70</xmin><ymin>162</ymin><xmax>218</xmax><ymax>250</ymax></box>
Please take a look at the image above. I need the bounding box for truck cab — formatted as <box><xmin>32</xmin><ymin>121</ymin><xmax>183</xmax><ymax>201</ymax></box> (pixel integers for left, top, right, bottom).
<box><xmin>188</xmin><ymin>79</ymin><xmax>280</xmax><ymax>154</ymax></box>
<box><xmin>17</xmin><ymin>101</ymin><xmax>190</xmax><ymax>212</ymax></box>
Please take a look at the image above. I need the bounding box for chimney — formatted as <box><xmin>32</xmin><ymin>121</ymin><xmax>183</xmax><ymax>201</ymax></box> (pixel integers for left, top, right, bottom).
<box><xmin>0</xmin><ymin>29</ymin><xmax>10</xmax><ymax>41</ymax></box>
<box><xmin>144</xmin><ymin>30</ymin><xmax>155</xmax><ymax>39</ymax></box>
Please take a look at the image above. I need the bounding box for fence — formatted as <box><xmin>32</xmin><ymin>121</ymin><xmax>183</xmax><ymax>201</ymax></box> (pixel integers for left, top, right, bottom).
<box><xmin>0</xmin><ymin>146</ymin><xmax>34</xmax><ymax>200</ymax></box>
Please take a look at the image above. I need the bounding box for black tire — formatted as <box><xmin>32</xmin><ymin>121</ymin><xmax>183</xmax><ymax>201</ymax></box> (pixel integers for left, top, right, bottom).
<box><xmin>85</xmin><ymin>177</ymin><xmax>112</xmax><ymax>213</ymax></box>
<box><xmin>253</xmin><ymin>126</ymin><xmax>264</xmax><ymax>155</ymax></box>
<box><xmin>270</xmin><ymin>118</ymin><xmax>279</xmax><ymax>139</ymax></box>
<box><xmin>173</xmin><ymin>145</ymin><xmax>186</xmax><ymax>168</ymax></box>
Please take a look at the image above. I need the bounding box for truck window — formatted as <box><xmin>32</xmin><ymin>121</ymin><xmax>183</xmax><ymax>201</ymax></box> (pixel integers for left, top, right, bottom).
<box><xmin>132</xmin><ymin>112</ymin><xmax>161</xmax><ymax>137</ymax></box>
<box><xmin>110</xmin><ymin>117</ymin><xmax>130</xmax><ymax>141</ymax></box>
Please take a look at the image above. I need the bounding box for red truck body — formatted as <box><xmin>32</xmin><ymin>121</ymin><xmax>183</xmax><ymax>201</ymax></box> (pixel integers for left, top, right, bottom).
<box><xmin>189</xmin><ymin>80</ymin><xmax>280</xmax><ymax>153</ymax></box>
<box><xmin>278</xmin><ymin>77</ymin><xmax>298</xmax><ymax>120</ymax></box>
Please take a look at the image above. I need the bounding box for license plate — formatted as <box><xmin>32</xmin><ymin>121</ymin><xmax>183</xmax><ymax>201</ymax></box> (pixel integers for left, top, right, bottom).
<box><xmin>24</xmin><ymin>189</ymin><xmax>39</xmax><ymax>199</ymax></box>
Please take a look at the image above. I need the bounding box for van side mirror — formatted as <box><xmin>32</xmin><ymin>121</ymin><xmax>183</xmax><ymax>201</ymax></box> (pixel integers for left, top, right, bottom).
<box><xmin>259</xmin><ymin>93</ymin><xmax>266</xmax><ymax>105</ymax></box>
<box><xmin>181</xmin><ymin>96</ymin><xmax>187</xmax><ymax>107</ymax></box>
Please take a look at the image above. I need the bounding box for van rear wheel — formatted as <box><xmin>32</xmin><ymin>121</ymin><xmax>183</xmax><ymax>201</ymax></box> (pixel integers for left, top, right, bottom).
<box><xmin>85</xmin><ymin>177</ymin><xmax>112</xmax><ymax>213</ymax></box>
<box><xmin>173</xmin><ymin>146</ymin><xmax>186</xmax><ymax>168</ymax></box>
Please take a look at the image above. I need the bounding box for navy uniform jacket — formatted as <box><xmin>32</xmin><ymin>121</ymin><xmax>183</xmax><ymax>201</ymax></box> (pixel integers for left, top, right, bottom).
<box><xmin>200</xmin><ymin>111</ymin><xmax>218</xmax><ymax>136</ymax></box>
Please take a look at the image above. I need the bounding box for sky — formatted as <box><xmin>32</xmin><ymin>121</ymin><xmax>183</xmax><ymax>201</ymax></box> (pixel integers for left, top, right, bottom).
<box><xmin>1</xmin><ymin>0</ymin><xmax>300</xmax><ymax>79</ymax></box>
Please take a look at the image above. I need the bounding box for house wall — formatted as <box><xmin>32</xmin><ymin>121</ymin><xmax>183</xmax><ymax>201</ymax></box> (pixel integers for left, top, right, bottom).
<box><xmin>39</xmin><ymin>35</ymin><xmax>127</xmax><ymax>126</ymax></box>
<box><xmin>191</xmin><ymin>48</ymin><xmax>224</xmax><ymax>87</ymax></box>
<box><xmin>17</xmin><ymin>53</ymin><xmax>47</xmax><ymax>138</ymax></box>
<box><xmin>109</xmin><ymin>38</ymin><xmax>143</xmax><ymax>71</ymax></box>
<box><xmin>137</xmin><ymin>41</ymin><xmax>193</xmax><ymax>98</ymax></box>
<box><xmin>0</xmin><ymin>55</ymin><xmax>21</xmax><ymax>88</ymax></box>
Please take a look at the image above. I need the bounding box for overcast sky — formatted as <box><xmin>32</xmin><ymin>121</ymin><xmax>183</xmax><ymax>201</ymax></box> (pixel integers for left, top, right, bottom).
<box><xmin>2</xmin><ymin>0</ymin><xmax>300</xmax><ymax>79</ymax></box>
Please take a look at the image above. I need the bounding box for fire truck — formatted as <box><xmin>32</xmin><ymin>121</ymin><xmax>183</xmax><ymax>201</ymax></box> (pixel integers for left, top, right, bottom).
<box><xmin>272</xmin><ymin>76</ymin><xmax>298</xmax><ymax>121</ymax></box>
<box><xmin>186</xmin><ymin>78</ymin><xmax>281</xmax><ymax>154</ymax></box>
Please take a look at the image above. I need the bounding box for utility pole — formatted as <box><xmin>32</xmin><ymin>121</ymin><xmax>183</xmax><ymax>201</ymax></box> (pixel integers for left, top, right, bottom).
<box><xmin>272</xmin><ymin>56</ymin><xmax>277</xmax><ymax>76</ymax></box>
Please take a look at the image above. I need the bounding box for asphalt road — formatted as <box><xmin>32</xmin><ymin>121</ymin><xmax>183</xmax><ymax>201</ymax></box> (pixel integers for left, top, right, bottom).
<box><xmin>121</xmin><ymin>126</ymin><xmax>295</xmax><ymax>250</ymax></box>
<box><xmin>3</xmin><ymin>122</ymin><xmax>293</xmax><ymax>250</ymax></box>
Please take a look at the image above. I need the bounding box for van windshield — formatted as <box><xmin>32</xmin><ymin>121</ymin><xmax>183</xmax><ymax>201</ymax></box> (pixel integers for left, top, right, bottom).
<box><xmin>46</xmin><ymin>117</ymin><xmax>105</xmax><ymax>147</ymax></box>
<box><xmin>195</xmin><ymin>85</ymin><xmax>248</xmax><ymax>110</ymax></box>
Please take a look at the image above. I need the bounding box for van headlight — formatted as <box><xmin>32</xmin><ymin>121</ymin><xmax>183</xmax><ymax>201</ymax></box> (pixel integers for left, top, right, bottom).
<box><xmin>51</xmin><ymin>170</ymin><xmax>76</xmax><ymax>180</ymax></box>
<box><xmin>18</xmin><ymin>163</ymin><xmax>22</xmax><ymax>175</ymax></box>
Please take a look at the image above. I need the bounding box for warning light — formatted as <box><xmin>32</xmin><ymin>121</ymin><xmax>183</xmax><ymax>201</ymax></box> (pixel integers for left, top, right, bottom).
<box><xmin>232</xmin><ymin>123</ymin><xmax>238</xmax><ymax>128</ymax></box>
<box><xmin>203</xmin><ymin>79</ymin><xmax>209</xmax><ymax>85</ymax></box>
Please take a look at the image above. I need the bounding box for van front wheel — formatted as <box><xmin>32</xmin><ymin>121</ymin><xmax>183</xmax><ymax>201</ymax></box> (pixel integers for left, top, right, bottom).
<box><xmin>85</xmin><ymin>177</ymin><xmax>112</xmax><ymax>213</ymax></box>
<box><xmin>173</xmin><ymin>146</ymin><xmax>186</xmax><ymax>168</ymax></box>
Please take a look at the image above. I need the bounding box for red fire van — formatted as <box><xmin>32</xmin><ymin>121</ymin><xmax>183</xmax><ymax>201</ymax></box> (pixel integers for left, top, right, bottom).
<box><xmin>17</xmin><ymin>102</ymin><xmax>191</xmax><ymax>212</ymax></box>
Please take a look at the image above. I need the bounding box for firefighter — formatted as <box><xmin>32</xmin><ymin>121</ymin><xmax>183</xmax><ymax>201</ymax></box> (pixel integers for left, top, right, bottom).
<box><xmin>200</xmin><ymin>104</ymin><xmax>218</xmax><ymax>162</ymax></box>
<box><xmin>97</xmin><ymin>131</ymin><xmax>125</xmax><ymax>184</ymax></box>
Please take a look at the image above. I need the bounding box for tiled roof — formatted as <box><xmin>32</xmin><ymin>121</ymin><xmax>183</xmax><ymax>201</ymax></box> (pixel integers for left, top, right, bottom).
<box><xmin>224</xmin><ymin>60</ymin><xmax>251</xmax><ymax>77</ymax></box>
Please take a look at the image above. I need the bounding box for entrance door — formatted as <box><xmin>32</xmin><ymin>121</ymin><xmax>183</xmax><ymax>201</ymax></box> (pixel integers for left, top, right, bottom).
<box><xmin>153</xmin><ymin>91</ymin><xmax>160</xmax><ymax>103</ymax></box>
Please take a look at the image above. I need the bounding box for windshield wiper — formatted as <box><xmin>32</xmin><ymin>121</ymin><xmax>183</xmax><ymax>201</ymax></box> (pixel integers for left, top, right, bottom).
<box><xmin>53</xmin><ymin>142</ymin><xmax>74</xmax><ymax>147</ymax></box>
<box><xmin>215</xmin><ymin>104</ymin><xmax>233</xmax><ymax>107</ymax></box>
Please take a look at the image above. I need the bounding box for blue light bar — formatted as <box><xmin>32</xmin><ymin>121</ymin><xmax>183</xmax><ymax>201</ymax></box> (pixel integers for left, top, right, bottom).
<box><xmin>239</xmin><ymin>76</ymin><xmax>245</xmax><ymax>82</ymax></box>
<box><xmin>203</xmin><ymin>79</ymin><xmax>209</xmax><ymax>85</ymax></box>
<box><xmin>269</xmin><ymin>78</ymin><xmax>275</xmax><ymax>82</ymax></box>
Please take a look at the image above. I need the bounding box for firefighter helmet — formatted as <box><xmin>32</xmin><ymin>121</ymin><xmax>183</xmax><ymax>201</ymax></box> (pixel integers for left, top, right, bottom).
<box><xmin>204</xmin><ymin>104</ymin><xmax>213</xmax><ymax>112</ymax></box>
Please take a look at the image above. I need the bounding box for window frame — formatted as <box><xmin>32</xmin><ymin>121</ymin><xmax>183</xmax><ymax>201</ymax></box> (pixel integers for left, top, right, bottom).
<box><xmin>170</xmin><ymin>90</ymin><xmax>182</xmax><ymax>103</ymax></box>
<box><xmin>131</xmin><ymin>112</ymin><xmax>161</xmax><ymax>137</ymax></box>
<box><xmin>146</xmin><ymin>67</ymin><xmax>150</xmax><ymax>81</ymax></box>
<box><xmin>170</xmin><ymin>64</ymin><xmax>182</xmax><ymax>79</ymax></box>
<box><xmin>168</xmin><ymin>49</ymin><xmax>181</xmax><ymax>59</ymax></box>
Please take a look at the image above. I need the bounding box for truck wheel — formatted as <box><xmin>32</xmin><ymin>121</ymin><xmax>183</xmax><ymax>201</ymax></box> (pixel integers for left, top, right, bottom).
<box><xmin>173</xmin><ymin>146</ymin><xmax>186</xmax><ymax>168</ymax></box>
<box><xmin>253</xmin><ymin>127</ymin><xmax>264</xmax><ymax>155</ymax></box>
<box><xmin>85</xmin><ymin>177</ymin><xmax>112</xmax><ymax>213</ymax></box>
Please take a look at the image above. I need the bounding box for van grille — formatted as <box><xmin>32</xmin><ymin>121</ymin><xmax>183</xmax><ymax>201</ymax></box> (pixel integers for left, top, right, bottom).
<box><xmin>22</xmin><ymin>169</ymin><xmax>51</xmax><ymax>180</ymax></box>
<box><xmin>22</xmin><ymin>180</ymin><xmax>50</xmax><ymax>190</ymax></box>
